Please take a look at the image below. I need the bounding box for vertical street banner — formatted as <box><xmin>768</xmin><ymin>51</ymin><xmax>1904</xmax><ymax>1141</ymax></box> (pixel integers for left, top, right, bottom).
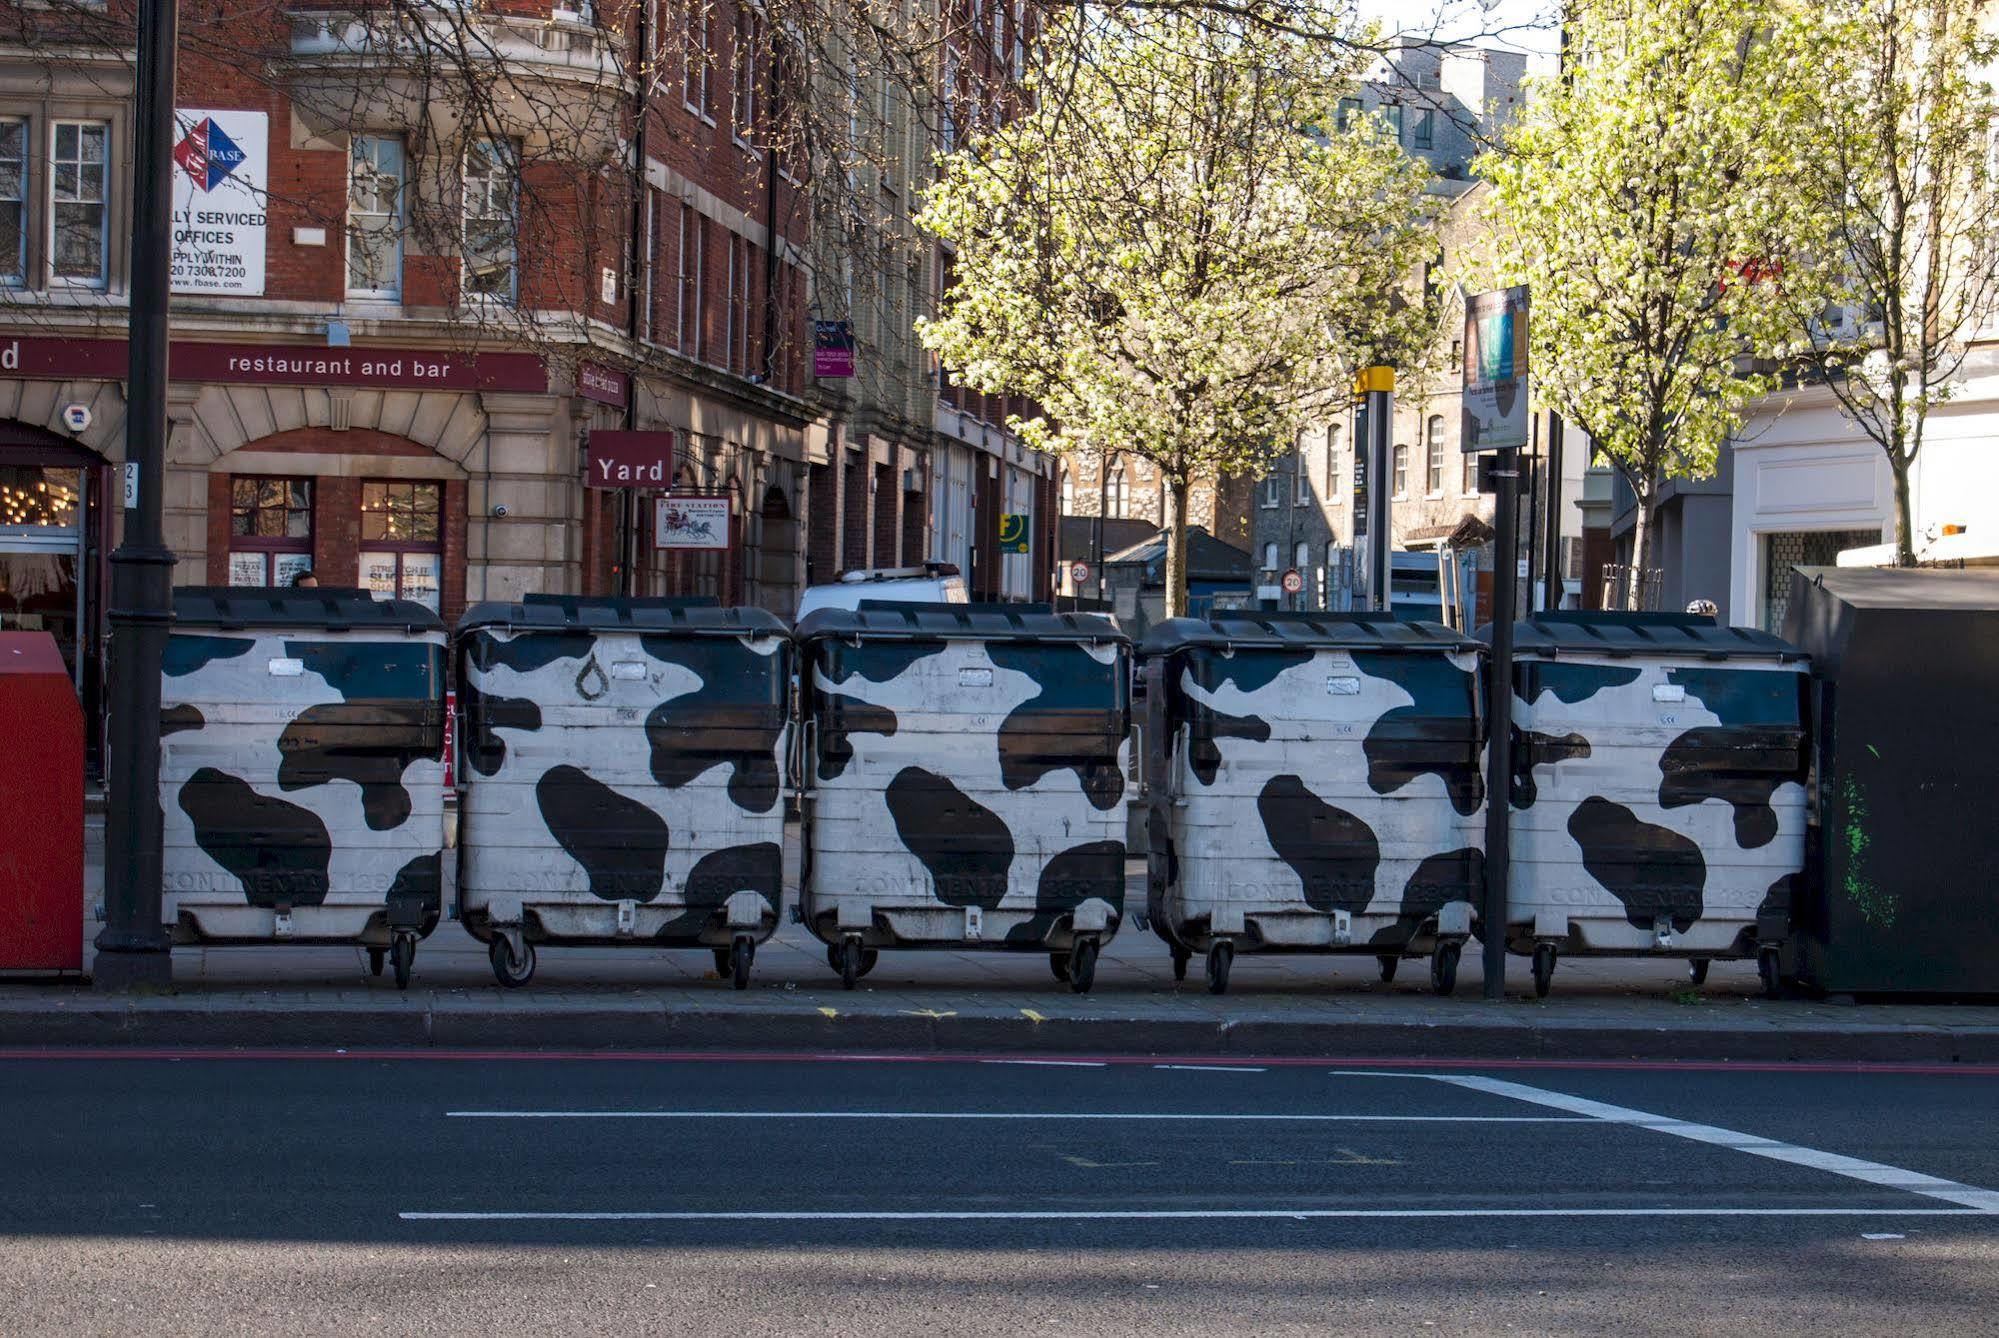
<box><xmin>1462</xmin><ymin>286</ymin><xmax>1529</xmax><ymax>452</ymax></box>
<box><xmin>171</xmin><ymin>109</ymin><xmax>268</xmax><ymax>296</ymax></box>
<box><xmin>813</xmin><ymin>320</ymin><xmax>855</xmax><ymax>378</ymax></box>
<box><xmin>998</xmin><ymin>512</ymin><xmax>1031</xmax><ymax>554</ymax></box>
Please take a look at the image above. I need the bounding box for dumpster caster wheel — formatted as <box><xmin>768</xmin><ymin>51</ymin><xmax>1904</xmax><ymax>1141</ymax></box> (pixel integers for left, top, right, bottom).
<box><xmin>390</xmin><ymin>934</ymin><xmax>415</xmax><ymax>991</ymax></box>
<box><xmin>1430</xmin><ymin>944</ymin><xmax>1459</xmax><ymax>996</ymax></box>
<box><xmin>1378</xmin><ymin>955</ymin><xmax>1399</xmax><ymax>984</ymax></box>
<box><xmin>1758</xmin><ymin>947</ymin><xmax>1783</xmax><ymax>999</ymax></box>
<box><xmin>367</xmin><ymin>947</ymin><xmax>385</xmax><ymax>978</ymax></box>
<box><xmin>1068</xmin><ymin>938</ymin><xmax>1099</xmax><ymax>994</ymax></box>
<box><xmin>716</xmin><ymin>948</ymin><xmax>734</xmax><ymax>978</ymax></box>
<box><xmin>1049</xmin><ymin>952</ymin><xmax>1071</xmax><ymax>984</ymax></box>
<box><xmin>839</xmin><ymin>937</ymin><xmax>865</xmax><ymax>990</ymax></box>
<box><xmin>1170</xmin><ymin>947</ymin><xmax>1190</xmax><ymax>982</ymax></box>
<box><xmin>1688</xmin><ymin>959</ymin><xmax>1710</xmax><ymax>987</ymax></box>
<box><xmin>1205</xmin><ymin>941</ymin><xmax>1233</xmax><ymax>996</ymax></box>
<box><xmin>489</xmin><ymin>936</ymin><xmax>535</xmax><ymax>988</ymax></box>
<box><xmin>731</xmin><ymin>937</ymin><xmax>754</xmax><ymax>991</ymax></box>
<box><xmin>1532</xmin><ymin>943</ymin><xmax>1557</xmax><ymax>999</ymax></box>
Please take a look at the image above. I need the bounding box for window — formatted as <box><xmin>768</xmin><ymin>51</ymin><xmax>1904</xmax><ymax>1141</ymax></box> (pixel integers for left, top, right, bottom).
<box><xmin>462</xmin><ymin>140</ymin><xmax>517</xmax><ymax>303</ymax></box>
<box><xmin>347</xmin><ymin>135</ymin><xmax>404</xmax><ymax>298</ymax></box>
<box><xmin>1413</xmin><ymin>106</ymin><xmax>1436</xmax><ymax>150</ymax></box>
<box><xmin>1293</xmin><ymin>431</ymin><xmax>1312</xmax><ymax>504</ymax></box>
<box><xmin>1294</xmin><ymin>541</ymin><xmax>1310</xmax><ymax>570</ymax></box>
<box><xmin>1392</xmin><ymin>443</ymin><xmax>1409</xmax><ymax>497</ymax></box>
<box><xmin>0</xmin><ymin>120</ymin><xmax>23</xmax><ymax>285</ymax></box>
<box><xmin>1106</xmin><ymin>464</ymin><xmax>1127</xmax><ymax>518</ymax></box>
<box><xmin>359</xmin><ymin>481</ymin><xmax>442</xmax><ymax>613</ymax></box>
<box><xmin>1261</xmin><ymin>475</ymin><xmax>1279</xmax><ymax>509</ymax></box>
<box><xmin>50</xmin><ymin>120</ymin><xmax>107</xmax><ymax>287</ymax></box>
<box><xmin>683</xmin><ymin>0</ymin><xmax>713</xmax><ymax>116</ymax></box>
<box><xmin>1426</xmin><ymin>416</ymin><xmax>1445</xmax><ymax>495</ymax></box>
<box><xmin>1380</xmin><ymin>103</ymin><xmax>1403</xmax><ymax>140</ymax></box>
<box><xmin>228</xmin><ymin>477</ymin><xmax>315</xmax><ymax>588</ymax></box>
<box><xmin>1336</xmin><ymin>97</ymin><xmax>1361</xmax><ymax>132</ymax></box>
<box><xmin>682</xmin><ymin>209</ymin><xmax>706</xmax><ymax>360</ymax></box>
<box><xmin>1058</xmin><ymin>468</ymin><xmax>1073</xmax><ymax>515</ymax></box>
<box><xmin>1325</xmin><ymin>424</ymin><xmax>1341</xmax><ymax>500</ymax></box>
<box><xmin>1463</xmin><ymin>446</ymin><xmax>1480</xmax><ymax>495</ymax></box>
<box><xmin>732</xmin><ymin>3</ymin><xmax>759</xmax><ymax>144</ymax></box>
<box><xmin>1261</xmin><ymin>542</ymin><xmax>1278</xmax><ymax>574</ymax></box>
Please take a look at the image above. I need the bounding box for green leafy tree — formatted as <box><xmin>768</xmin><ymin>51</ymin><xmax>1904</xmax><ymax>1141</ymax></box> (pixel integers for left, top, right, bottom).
<box><xmin>1780</xmin><ymin>0</ymin><xmax>1999</xmax><ymax>567</ymax></box>
<box><xmin>916</xmin><ymin>10</ymin><xmax>1434</xmax><ymax>616</ymax></box>
<box><xmin>1475</xmin><ymin>0</ymin><xmax>1804</xmax><ymax>606</ymax></box>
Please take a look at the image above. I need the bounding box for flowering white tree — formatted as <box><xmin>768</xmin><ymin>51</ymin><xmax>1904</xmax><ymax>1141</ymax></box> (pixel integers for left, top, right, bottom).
<box><xmin>1475</xmin><ymin>0</ymin><xmax>1805</xmax><ymax>605</ymax></box>
<box><xmin>915</xmin><ymin>10</ymin><xmax>1434</xmax><ymax>616</ymax></box>
<box><xmin>1781</xmin><ymin>0</ymin><xmax>1999</xmax><ymax>567</ymax></box>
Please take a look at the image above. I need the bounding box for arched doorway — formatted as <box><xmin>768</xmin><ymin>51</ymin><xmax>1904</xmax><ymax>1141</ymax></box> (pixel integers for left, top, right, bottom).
<box><xmin>0</xmin><ymin>421</ymin><xmax>110</xmax><ymax>771</ymax></box>
<box><xmin>758</xmin><ymin>481</ymin><xmax>798</xmax><ymax>613</ymax></box>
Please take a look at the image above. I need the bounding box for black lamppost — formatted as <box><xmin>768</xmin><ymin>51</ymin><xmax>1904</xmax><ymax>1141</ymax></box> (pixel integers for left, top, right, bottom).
<box><xmin>94</xmin><ymin>0</ymin><xmax>179</xmax><ymax>989</ymax></box>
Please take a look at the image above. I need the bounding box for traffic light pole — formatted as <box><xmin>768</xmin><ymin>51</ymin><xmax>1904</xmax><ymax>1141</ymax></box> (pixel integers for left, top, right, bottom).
<box><xmin>1480</xmin><ymin>449</ymin><xmax>1521</xmax><ymax>1000</ymax></box>
<box><xmin>94</xmin><ymin>0</ymin><xmax>178</xmax><ymax>989</ymax></box>
<box><xmin>1360</xmin><ymin>367</ymin><xmax>1394</xmax><ymax>611</ymax></box>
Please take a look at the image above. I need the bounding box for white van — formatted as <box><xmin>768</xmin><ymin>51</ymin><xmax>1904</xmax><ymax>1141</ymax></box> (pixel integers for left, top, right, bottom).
<box><xmin>795</xmin><ymin>563</ymin><xmax>971</xmax><ymax>619</ymax></box>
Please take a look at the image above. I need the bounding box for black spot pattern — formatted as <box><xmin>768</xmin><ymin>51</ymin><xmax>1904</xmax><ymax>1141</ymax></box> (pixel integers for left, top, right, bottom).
<box><xmin>807</xmin><ymin>641</ymin><xmax>940</xmax><ymax>782</ymax></box>
<box><xmin>1511</xmin><ymin>727</ymin><xmax>1592</xmax><ymax>809</ymax></box>
<box><xmin>986</xmin><ymin>642</ymin><xmax>1127</xmax><ymax>810</ymax></box>
<box><xmin>178</xmin><ymin>767</ymin><xmax>331</xmax><ymax>907</ymax></box>
<box><xmin>1400</xmin><ymin>847</ymin><xmax>1484</xmax><ymax>920</ymax></box>
<box><xmin>1256</xmin><ymin>774</ymin><xmax>1380</xmax><ymax>915</ymax></box>
<box><xmin>534</xmin><ymin>764</ymin><xmax>670</xmax><ymax>902</ymax></box>
<box><xmin>385</xmin><ymin>851</ymin><xmax>442</xmax><ymax>926</ymax></box>
<box><xmin>1035</xmin><ymin>839</ymin><xmax>1126</xmax><ymax>916</ymax></box>
<box><xmin>1567</xmin><ymin>795</ymin><xmax>1706</xmax><ymax>932</ymax></box>
<box><xmin>883</xmin><ymin>765</ymin><xmax>1013</xmax><ymax>910</ymax></box>
<box><xmin>648</xmin><ymin>840</ymin><xmax>786</xmax><ymax>939</ymax></box>
<box><xmin>277</xmin><ymin>702</ymin><xmax>440</xmax><ymax>831</ymax></box>
<box><xmin>162</xmin><ymin>635</ymin><xmax>252</xmax><ymax>678</ymax></box>
<box><xmin>160</xmin><ymin>704</ymin><xmax>205</xmax><ymax>737</ymax></box>
<box><xmin>1658</xmin><ymin>725</ymin><xmax>1807</xmax><ymax>850</ymax></box>
<box><xmin>1519</xmin><ymin>662</ymin><xmax>1643</xmax><ymax>705</ymax></box>
<box><xmin>640</xmin><ymin>637</ymin><xmax>788</xmax><ymax>813</ymax></box>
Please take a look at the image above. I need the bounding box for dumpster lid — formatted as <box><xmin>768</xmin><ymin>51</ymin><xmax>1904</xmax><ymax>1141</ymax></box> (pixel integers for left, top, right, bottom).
<box><xmin>1794</xmin><ymin>564</ymin><xmax>1999</xmax><ymax>610</ymax></box>
<box><xmin>795</xmin><ymin>602</ymin><xmax>1126</xmax><ymax>646</ymax></box>
<box><xmin>173</xmin><ymin>586</ymin><xmax>444</xmax><ymax>634</ymax></box>
<box><xmin>1139</xmin><ymin>611</ymin><xmax>1479</xmax><ymax>655</ymax></box>
<box><xmin>1489</xmin><ymin>610</ymin><xmax>1806</xmax><ymax>662</ymax></box>
<box><xmin>455</xmin><ymin>594</ymin><xmax>787</xmax><ymax>637</ymax></box>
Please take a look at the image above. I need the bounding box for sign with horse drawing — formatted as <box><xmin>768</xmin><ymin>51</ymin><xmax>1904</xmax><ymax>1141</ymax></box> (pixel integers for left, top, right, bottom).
<box><xmin>653</xmin><ymin>494</ymin><xmax>733</xmax><ymax>550</ymax></box>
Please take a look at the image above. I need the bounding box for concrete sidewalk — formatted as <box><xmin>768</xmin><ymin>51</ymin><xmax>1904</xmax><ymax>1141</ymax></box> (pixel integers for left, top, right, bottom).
<box><xmin>29</xmin><ymin>808</ymin><xmax>1998</xmax><ymax>1062</ymax></box>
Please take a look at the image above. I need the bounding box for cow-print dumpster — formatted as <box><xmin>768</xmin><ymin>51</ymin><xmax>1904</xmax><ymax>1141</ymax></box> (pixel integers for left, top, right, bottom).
<box><xmin>160</xmin><ymin>587</ymin><xmax>448</xmax><ymax>989</ymax></box>
<box><xmin>455</xmin><ymin>596</ymin><xmax>791</xmax><ymax>989</ymax></box>
<box><xmin>1139</xmin><ymin>612</ymin><xmax>1486</xmax><ymax>996</ymax></box>
<box><xmin>1500</xmin><ymin>611</ymin><xmax>1810</xmax><ymax>998</ymax></box>
<box><xmin>795</xmin><ymin>604</ymin><xmax>1131</xmax><ymax>992</ymax></box>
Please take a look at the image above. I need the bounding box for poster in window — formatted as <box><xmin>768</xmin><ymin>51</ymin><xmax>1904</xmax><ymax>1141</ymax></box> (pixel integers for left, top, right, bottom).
<box><xmin>272</xmin><ymin>552</ymin><xmax>314</xmax><ymax>589</ymax></box>
<box><xmin>398</xmin><ymin>551</ymin><xmax>441</xmax><ymax>612</ymax></box>
<box><xmin>359</xmin><ymin>551</ymin><xmax>400</xmax><ymax>600</ymax></box>
<box><xmin>170</xmin><ymin>109</ymin><xmax>268</xmax><ymax>296</ymax></box>
<box><xmin>228</xmin><ymin>551</ymin><xmax>267</xmax><ymax>587</ymax></box>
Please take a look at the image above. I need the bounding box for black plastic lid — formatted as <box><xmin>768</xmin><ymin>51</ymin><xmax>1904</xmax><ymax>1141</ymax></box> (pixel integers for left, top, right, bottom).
<box><xmin>796</xmin><ymin>602</ymin><xmax>1126</xmax><ymax>646</ymax></box>
<box><xmin>1488</xmin><ymin>610</ymin><xmax>1806</xmax><ymax>662</ymax></box>
<box><xmin>456</xmin><ymin>595</ymin><xmax>786</xmax><ymax>637</ymax></box>
<box><xmin>173</xmin><ymin>586</ymin><xmax>444</xmax><ymax>634</ymax></box>
<box><xmin>1140</xmin><ymin>610</ymin><xmax>1480</xmax><ymax>656</ymax></box>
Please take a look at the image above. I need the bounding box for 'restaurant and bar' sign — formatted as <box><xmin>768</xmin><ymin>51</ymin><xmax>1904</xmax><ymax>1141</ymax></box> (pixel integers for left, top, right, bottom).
<box><xmin>0</xmin><ymin>336</ymin><xmax>549</xmax><ymax>393</ymax></box>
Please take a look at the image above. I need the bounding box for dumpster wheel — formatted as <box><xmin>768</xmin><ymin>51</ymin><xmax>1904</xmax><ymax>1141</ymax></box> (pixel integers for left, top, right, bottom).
<box><xmin>1049</xmin><ymin>952</ymin><xmax>1071</xmax><ymax>984</ymax></box>
<box><xmin>713</xmin><ymin>947</ymin><xmax>732</xmax><ymax>978</ymax></box>
<box><xmin>827</xmin><ymin>940</ymin><xmax>877</xmax><ymax>987</ymax></box>
<box><xmin>390</xmin><ymin>933</ymin><xmax>416</xmax><ymax>991</ymax></box>
<box><xmin>1758</xmin><ymin>947</ymin><xmax>1783</xmax><ymax>999</ymax></box>
<box><xmin>489</xmin><ymin>935</ymin><xmax>536</xmax><ymax>988</ymax></box>
<box><xmin>1532</xmin><ymin>943</ymin><xmax>1558</xmax><ymax>999</ymax></box>
<box><xmin>1378</xmin><ymin>955</ymin><xmax>1399</xmax><ymax>984</ymax></box>
<box><xmin>1068</xmin><ymin>938</ymin><xmax>1099</xmax><ymax>994</ymax></box>
<box><xmin>1430</xmin><ymin>944</ymin><xmax>1459</xmax><ymax>997</ymax></box>
<box><xmin>731</xmin><ymin>935</ymin><xmax>755</xmax><ymax>990</ymax></box>
<box><xmin>367</xmin><ymin>947</ymin><xmax>385</xmax><ymax>978</ymax></box>
<box><xmin>1170</xmin><ymin>946</ymin><xmax>1190</xmax><ymax>982</ymax></box>
<box><xmin>1205</xmin><ymin>940</ymin><xmax>1233</xmax><ymax>995</ymax></box>
<box><xmin>1687</xmin><ymin>959</ymin><xmax>1710</xmax><ymax>987</ymax></box>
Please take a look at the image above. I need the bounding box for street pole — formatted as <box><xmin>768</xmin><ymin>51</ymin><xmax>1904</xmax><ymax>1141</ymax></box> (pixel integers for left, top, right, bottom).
<box><xmin>1543</xmin><ymin>412</ymin><xmax>1565</xmax><ymax>611</ymax></box>
<box><xmin>1480</xmin><ymin>449</ymin><xmax>1521</xmax><ymax>1001</ymax></box>
<box><xmin>94</xmin><ymin>0</ymin><xmax>179</xmax><ymax>989</ymax></box>
<box><xmin>1361</xmin><ymin>366</ymin><xmax>1394</xmax><ymax>612</ymax></box>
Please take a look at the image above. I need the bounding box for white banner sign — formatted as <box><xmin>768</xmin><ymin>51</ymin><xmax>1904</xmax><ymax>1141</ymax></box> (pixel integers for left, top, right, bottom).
<box><xmin>171</xmin><ymin>109</ymin><xmax>268</xmax><ymax>296</ymax></box>
<box><xmin>653</xmin><ymin>495</ymin><xmax>733</xmax><ymax>550</ymax></box>
<box><xmin>1461</xmin><ymin>285</ymin><xmax>1529</xmax><ymax>453</ymax></box>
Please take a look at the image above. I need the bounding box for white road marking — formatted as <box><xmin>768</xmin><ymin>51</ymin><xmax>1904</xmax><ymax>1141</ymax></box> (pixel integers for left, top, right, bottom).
<box><xmin>445</xmin><ymin>1109</ymin><xmax>1590</xmax><ymax>1122</ymax></box>
<box><xmin>1334</xmin><ymin>1070</ymin><xmax>1999</xmax><ymax>1215</ymax></box>
<box><xmin>1155</xmin><ymin>1065</ymin><xmax>1268</xmax><ymax>1073</ymax></box>
<box><xmin>982</xmin><ymin>1059</ymin><xmax>1107</xmax><ymax>1068</ymax></box>
<box><xmin>401</xmin><ymin>1207</ymin><xmax>1983</xmax><ymax>1223</ymax></box>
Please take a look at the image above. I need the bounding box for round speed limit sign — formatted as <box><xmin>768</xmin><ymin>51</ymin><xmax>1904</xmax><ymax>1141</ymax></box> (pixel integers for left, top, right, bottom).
<box><xmin>1281</xmin><ymin>568</ymin><xmax>1304</xmax><ymax>595</ymax></box>
<box><xmin>1070</xmin><ymin>561</ymin><xmax>1090</xmax><ymax>584</ymax></box>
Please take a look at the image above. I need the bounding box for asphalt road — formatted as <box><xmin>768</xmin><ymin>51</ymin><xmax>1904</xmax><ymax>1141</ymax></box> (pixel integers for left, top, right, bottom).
<box><xmin>4</xmin><ymin>1052</ymin><xmax>1999</xmax><ymax>1336</ymax></box>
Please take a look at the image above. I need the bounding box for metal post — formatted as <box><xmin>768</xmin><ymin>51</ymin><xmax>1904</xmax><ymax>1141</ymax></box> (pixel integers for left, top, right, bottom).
<box><xmin>1361</xmin><ymin>367</ymin><xmax>1394</xmax><ymax>612</ymax></box>
<box><xmin>1480</xmin><ymin>450</ymin><xmax>1521</xmax><ymax>1000</ymax></box>
<box><xmin>1543</xmin><ymin>412</ymin><xmax>1565</xmax><ymax>611</ymax></box>
<box><xmin>94</xmin><ymin>0</ymin><xmax>179</xmax><ymax>989</ymax></box>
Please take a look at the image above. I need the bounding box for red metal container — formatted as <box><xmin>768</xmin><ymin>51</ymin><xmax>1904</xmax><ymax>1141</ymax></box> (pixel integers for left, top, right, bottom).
<box><xmin>0</xmin><ymin>632</ymin><xmax>83</xmax><ymax>971</ymax></box>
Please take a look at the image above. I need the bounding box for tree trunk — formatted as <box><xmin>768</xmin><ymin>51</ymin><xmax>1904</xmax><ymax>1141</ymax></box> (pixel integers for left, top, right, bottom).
<box><xmin>1626</xmin><ymin>493</ymin><xmax>1652</xmax><ymax>612</ymax></box>
<box><xmin>1164</xmin><ymin>476</ymin><xmax>1191</xmax><ymax>619</ymax></box>
<box><xmin>1890</xmin><ymin>453</ymin><xmax>1917</xmax><ymax>567</ymax></box>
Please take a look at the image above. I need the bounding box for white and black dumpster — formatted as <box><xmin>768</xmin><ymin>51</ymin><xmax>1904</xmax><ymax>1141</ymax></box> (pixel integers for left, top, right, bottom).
<box><xmin>160</xmin><ymin>587</ymin><xmax>449</xmax><ymax>988</ymax></box>
<box><xmin>1140</xmin><ymin>612</ymin><xmax>1486</xmax><ymax>995</ymax></box>
<box><xmin>455</xmin><ymin>596</ymin><xmax>790</xmax><ymax>988</ymax></box>
<box><xmin>1499</xmin><ymin>611</ymin><xmax>1810</xmax><ymax>996</ymax></box>
<box><xmin>795</xmin><ymin>604</ymin><xmax>1131</xmax><ymax>991</ymax></box>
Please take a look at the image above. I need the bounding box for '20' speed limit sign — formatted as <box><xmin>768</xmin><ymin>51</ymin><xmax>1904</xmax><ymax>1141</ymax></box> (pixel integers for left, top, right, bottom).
<box><xmin>1281</xmin><ymin>568</ymin><xmax>1304</xmax><ymax>595</ymax></box>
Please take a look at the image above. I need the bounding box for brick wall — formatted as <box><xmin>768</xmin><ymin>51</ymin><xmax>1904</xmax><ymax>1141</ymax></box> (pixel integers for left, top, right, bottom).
<box><xmin>806</xmin><ymin>461</ymin><xmax>836</xmax><ymax>587</ymax></box>
<box><xmin>900</xmin><ymin>485</ymin><xmax>926</xmax><ymax>566</ymax></box>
